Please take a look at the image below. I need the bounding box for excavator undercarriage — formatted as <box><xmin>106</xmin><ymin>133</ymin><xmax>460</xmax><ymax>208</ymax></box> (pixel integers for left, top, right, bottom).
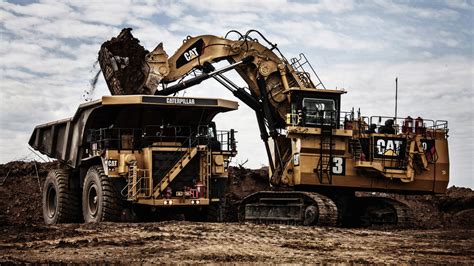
<box><xmin>240</xmin><ymin>191</ymin><xmax>414</xmax><ymax>227</ymax></box>
<box><xmin>242</xmin><ymin>191</ymin><xmax>338</xmax><ymax>226</ymax></box>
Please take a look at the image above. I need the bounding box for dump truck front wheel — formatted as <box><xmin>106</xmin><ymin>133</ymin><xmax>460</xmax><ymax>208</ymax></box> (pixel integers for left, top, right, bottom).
<box><xmin>82</xmin><ymin>165</ymin><xmax>123</xmax><ymax>223</ymax></box>
<box><xmin>42</xmin><ymin>169</ymin><xmax>81</xmax><ymax>224</ymax></box>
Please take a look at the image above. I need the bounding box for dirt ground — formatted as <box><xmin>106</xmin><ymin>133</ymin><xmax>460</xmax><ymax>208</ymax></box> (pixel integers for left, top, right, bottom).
<box><xmin>1</xmin><ymin>222</ymin><xmax>473</xmax><ymax>264</ymax></box>
<box><xmin>1</xmin><ymin>161</ymin><xmax>473</xmax><ymax>264</ymax></box>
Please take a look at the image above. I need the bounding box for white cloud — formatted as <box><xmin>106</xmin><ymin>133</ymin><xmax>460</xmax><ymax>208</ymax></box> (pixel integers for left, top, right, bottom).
<box><xmin>65</xmin><ymin>0</ymin><xmax>132</xmax><ymax>25</ymax></box>
<box><xmin>180</xmin><ymin>0</ymin><xmax>354</xmax><ymax>14</ymax></box>
<box><xmin>373</xmin><ymin>0</ymin><xmax>459</xmax><ymax>20</ymax></box>
<box><xmin>266</xmin><ymin>20</ymin><xmax>388</xmax><ymax>51</ymax></box>
<box><xmin>1</xmin><ymin>68</ymin><xmax>37</xmax><ymax>79</ymax></box>
<box><xmin>124</xmin><ymin>18</ymin><xmax>183</xmax><ymax>52</ymax></box>
<box><xmin>445</xmin><ymin>0</ymin><xmax>474</xmax><ymax>10</ymax></box>
<box><xmin>0</xmin><ymin>1</ymin><xmax>73</xmax><ymax>18</ymax></box>
<box><xmin>140</xmin><ymin>0</ymin><xmax>185</xmax><ymax>18</ymax></box>
<box><xmin>2</xmin><ymin>11</ymin><xmax>45</xmax><ymax>33</ymax></box>
<box><xmin>35</xmin><ymin>19</ymin><xmax>118</xmax><ymax>39</ymax></box>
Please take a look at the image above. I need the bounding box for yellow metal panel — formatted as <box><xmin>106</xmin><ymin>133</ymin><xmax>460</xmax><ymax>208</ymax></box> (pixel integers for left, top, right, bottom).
<box><xmin>102</xmin><ymin>95</ymin><xmax>143</xmax><ymax>105</ymax></box>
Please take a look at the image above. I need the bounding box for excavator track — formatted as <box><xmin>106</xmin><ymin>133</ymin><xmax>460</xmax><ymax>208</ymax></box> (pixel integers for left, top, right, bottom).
<box><xmin>382</xmin><ymin>198</ymin><xmax>414</xmax><ymax>226</ymax></box>
<box><xmin>357</xmin><ymin>196</ymin><xmax>414</xmax><ymax>227</ymax></box>
<box><xmin>240</xmin><ymin>191</ymin><xmax>338</xmax><ymax>226</ymax></box>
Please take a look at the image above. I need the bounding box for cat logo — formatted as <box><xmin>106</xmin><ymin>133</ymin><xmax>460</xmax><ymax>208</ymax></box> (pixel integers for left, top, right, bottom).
<box><xmin>376</xmin><ymin>139</ymin><xmax>403</xmax><ymax>156</ymax></box>
<box><xmin>176</xmin><ymin>39</ymin><xmax>205</xmax><ymax>69</ymax></box>
<box><xmin>374</xmin><ymin>137</ymin><xmax>406</xmax><ymax>159</ymax></box>
<box><xmin>184</xmin><ymin>47</ymin><xmax>199</xmax><ymax>61</ymax></box>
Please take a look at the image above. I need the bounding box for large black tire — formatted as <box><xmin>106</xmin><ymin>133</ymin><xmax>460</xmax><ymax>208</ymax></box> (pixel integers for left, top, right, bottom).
<box><xmin>82</xmin><ymin>165</ymin><xmax>124</xmax><ymax>223</ymax></box>
<box><xmin>42</xmin><ymin>169</ymin><xmax>81</xmax><ymax>224</ymax></box>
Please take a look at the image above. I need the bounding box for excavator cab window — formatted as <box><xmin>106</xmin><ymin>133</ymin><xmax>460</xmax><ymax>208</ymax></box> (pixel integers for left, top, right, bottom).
<box><xmin>302</xmin><ymin>98</ymin><xmax>336</xmax><ymax>127</ymax></box>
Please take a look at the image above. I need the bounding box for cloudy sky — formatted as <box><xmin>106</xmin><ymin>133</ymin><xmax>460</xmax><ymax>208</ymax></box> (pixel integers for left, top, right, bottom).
<box><xmin>0</xmin><ymin>0</ymin><xmax>472</xmax><ymax>187</ymax></box>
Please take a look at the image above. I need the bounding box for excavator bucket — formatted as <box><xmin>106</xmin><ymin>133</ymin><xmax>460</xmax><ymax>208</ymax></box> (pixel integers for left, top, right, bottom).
<box><xmin>98</xmin><ymin>28</ymin><xmax>153</xmax><ymax>95</ymax></box>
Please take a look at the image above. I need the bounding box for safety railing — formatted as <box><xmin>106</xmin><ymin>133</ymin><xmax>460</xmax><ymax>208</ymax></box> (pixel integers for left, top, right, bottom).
<box><xmin>142</xmin><ymin>125</ymin><xmax>193</xmax><ymax>147</ymax></box>
<box><xmin>87</xmin><ymin>128</ymin><xmax>143</xmax><ymax>152</ymax></box>
<box><xmin>216</xmin><ymin>130</ymin><xmax>237</xmax><ymax>152</ymax></box>
<box><xmin>87</xmin><ymin>124</ymin><xmax>239</xmax><ymax>154</ymax></box>
<box><xmin>290</xmin><ymin>53</ymin><xmax>326</xmax><ymax>90</ymax></box>
<box><xmin>121</xmin><ymin>168</ymin><xmax>152</xmax><ymax>199</ymax></box>
<box><xmin>434</xmin><ymin>120</ymin><xmax>448</xmax><ymax>130</ymax></box>
<box><xmin>148</xmin><ymin>126</ymin><xmax>237</xmax><ymax>194</ymax></box>
<box><xmin>337</xmin><ymin>115</ymin><xmax>448</xmax><ymax>139</ymax></box>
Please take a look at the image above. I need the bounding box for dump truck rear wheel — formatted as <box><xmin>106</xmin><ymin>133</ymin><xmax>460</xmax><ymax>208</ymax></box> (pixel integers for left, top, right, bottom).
<box><xmin>42</xmin><ymin>169</ymin><xmax>81</xmax><ymax>224</ymax></box>
<box><xmin>82</xmin><ymin>165</ymin><xmax>123</xmax><ymax>223</ymax></box>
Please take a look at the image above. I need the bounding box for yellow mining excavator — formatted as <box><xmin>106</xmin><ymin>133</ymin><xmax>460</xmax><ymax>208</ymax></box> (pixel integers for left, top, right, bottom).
<box><xmin>98</xmin><ymin>28</ymin><xmax>449</xmax><ymax>226</ymax></box>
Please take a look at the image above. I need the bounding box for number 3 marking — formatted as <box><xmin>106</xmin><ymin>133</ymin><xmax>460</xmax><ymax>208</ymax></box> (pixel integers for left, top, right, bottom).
<box><xmin>332</xmin><ymin>157</ymin><xmax>344</xmax><ymax>175</ymax></box>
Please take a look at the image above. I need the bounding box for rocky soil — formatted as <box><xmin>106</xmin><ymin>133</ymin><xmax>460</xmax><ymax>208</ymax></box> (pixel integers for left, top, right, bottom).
<box><xmin>0</xmin><ymin>161</ymin><xmax>473</xmax><ymax>264</ymax></box>
<box><xmin>1</xmin><ymin>222</ymin><xmax>473</xmax><ymax>264</ymax></box>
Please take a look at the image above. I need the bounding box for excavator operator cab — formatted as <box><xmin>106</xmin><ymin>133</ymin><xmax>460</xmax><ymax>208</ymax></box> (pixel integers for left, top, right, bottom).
<box><xmin>287</xmin><ymin>88</ymin><xmax>345</xmax><ymax>129</ymax></box>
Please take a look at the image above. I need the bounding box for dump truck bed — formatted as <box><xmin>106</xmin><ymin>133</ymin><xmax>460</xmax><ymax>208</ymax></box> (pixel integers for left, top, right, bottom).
<box><xmin>29</xmin><ymin>95</ymin><xmax>238</xmax><ymax>168</ymax></box>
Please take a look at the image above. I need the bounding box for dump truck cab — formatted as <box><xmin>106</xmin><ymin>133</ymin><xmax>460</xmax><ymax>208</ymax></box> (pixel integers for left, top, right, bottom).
<box><xmin>29</xmin><ymin>95</ymin><xmax>238</xmax><ymax>223</ymax></box>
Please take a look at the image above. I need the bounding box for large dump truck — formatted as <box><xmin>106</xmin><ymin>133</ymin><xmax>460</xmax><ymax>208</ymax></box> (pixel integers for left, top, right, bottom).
<box><xmin>29</xmin><ymin>95</ymin><xmax>238</xmax><ymax>224</ymax></box>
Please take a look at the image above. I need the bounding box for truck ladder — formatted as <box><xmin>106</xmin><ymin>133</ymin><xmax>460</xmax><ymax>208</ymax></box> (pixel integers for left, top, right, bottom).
<box><xmin>316</xmin><ymin>126</ymin><xmax>333</xmax><ymax>184</ymax></box>
<box><xmin>205</xmin><ymin>147</ymin><xmax>212</xmax><ymax>193</ymax></box>
<box><xmin>128</xmin><ymin>164</ymin><xmax>138</xmax><ymax>199</ymax></box>
<box><xmin>123</xmin><ymin>164</ymin><xmax>151</xmax><ymax>200</ymax></box>
<box><xmin>152</xmin><ymin>146</ymin><xmax>199</xmax><ymax>197</ymax></box>
<box><xmin>349</xmin><ymin>138</ymin><xmax>362</xmax><ymax>161</ymax></box>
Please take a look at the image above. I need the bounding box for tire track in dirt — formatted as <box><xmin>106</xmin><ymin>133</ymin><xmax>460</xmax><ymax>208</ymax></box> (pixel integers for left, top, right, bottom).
<box><xmin>1</xmin><ymin>222</ymin><xmax>473</xmax><ymax>264</ymax></box>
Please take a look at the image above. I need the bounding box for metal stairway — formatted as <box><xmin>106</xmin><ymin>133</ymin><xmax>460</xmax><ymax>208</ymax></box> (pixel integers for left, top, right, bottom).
<box><xmin>152</xmin><ymin>146</ymin><xmax>199</xmax><ymax>197</ymax></box>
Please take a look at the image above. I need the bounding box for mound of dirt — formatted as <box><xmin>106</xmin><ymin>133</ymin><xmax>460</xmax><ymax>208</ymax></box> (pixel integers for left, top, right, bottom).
<box><xmin>390</xmin><ymin>187</ymin><xmax>474</xmax><ymax>229</ymax></box>
<box><xmin>224</xmin><ymin>166</ymin><xmax>271</xmax><ymax>221</ymax></box>
<box><xmin>0</xmin><ymin>161</ymin><xmax>56</xmax><ymax>226</ymax></box>
<box><xmin>227</xmin><ymin>166</ymin><xmax>270</xmax><ymax>199</ymax></box>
